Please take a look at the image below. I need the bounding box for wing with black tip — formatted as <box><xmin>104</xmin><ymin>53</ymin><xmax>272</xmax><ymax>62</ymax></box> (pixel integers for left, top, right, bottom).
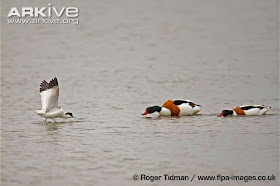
<box><xmin>39</xmin><ymin>77</ymin><xmax>59</xmax><ymax>112</ymax></box>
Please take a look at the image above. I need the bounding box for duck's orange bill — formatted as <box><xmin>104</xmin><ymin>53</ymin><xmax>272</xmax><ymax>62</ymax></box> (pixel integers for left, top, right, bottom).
<box><xmin>142</xmin><ymin>109</ymin><xmax>148</xmax><ymax>115</ymax></box>
<box><xmin>218</xmin><ymin>113</ymin><xmax>223</xmax><ymax>117</ymax></box>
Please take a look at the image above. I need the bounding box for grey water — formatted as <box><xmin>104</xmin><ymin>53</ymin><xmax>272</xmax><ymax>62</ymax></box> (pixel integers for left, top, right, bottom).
<box><xmin>1</xmin><ymin>0</ymin><xmax>279</xmax><ymax>185</ymax></box>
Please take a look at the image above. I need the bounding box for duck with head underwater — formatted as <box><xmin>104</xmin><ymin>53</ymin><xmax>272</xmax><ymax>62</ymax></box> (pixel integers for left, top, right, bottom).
<box><xmin>142</xmin><ymin>99</ymin><xmax>202</xmax><ymax>116</ymax></box>
<box><xmin>218</xmin><ymin>105</ymin><xmax>271</xmax><ymax>117</ymax></box>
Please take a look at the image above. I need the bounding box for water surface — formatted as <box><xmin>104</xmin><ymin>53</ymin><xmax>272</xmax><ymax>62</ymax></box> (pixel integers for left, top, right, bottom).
<box><xmin>2</xmin><ymin>0</ymin><xmax>279</xmax><ymax>185</ymax></box>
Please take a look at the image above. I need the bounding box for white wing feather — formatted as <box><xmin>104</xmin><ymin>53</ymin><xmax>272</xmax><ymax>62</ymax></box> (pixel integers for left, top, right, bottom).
<box><xmin>39</xmin><ymin>77</ymin><xmax>59</xmax><ymax>113</ymax></box>
<box><xmin>40</xmin><ymin>86</ymin><xmax>59</xmax><ymax>112</ymax></box>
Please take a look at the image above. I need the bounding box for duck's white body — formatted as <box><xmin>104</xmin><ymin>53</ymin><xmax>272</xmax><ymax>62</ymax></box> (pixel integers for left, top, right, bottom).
<box><xmin>158</xmin><ymin>107</ymin><xmax>171</xmax><ymax>116</ymax></box>
<box><xmin>177</xmin><ymin>102</ymin><xmax>201</xmax><ymax>116</ymax></box>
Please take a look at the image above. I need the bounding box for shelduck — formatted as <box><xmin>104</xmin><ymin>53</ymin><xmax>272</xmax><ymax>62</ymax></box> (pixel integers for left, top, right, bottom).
<box><xmin>142</xmin><ymin>99</ymin><xmax>202</xmax><ymax>116</ymax></box>
<box><xmin>218</xmin><ymin>105</ymin><xmax>271</xmax><ymax>117</ymax></box>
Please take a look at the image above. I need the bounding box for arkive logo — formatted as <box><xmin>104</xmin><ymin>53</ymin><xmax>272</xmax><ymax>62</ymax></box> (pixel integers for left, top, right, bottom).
<box><xmin>7</xmin><ymin>3</ymin><xmax>79</xmax><ymax>18</ymax></box>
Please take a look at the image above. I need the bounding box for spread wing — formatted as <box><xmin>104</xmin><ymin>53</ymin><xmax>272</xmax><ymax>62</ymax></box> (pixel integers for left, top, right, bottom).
<box><xmin>39</xmin><ymin>77</ymin><xmax>59</xmax><ymax>112</ymax></box>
